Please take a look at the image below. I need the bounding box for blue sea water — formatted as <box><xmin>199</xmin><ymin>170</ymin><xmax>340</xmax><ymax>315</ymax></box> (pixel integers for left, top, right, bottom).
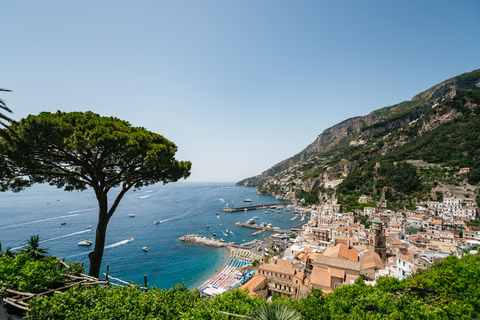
<box><xmin>0</xmin><ymin>182</ymin><xmax>301</xmax><ymax>289</ymax></box>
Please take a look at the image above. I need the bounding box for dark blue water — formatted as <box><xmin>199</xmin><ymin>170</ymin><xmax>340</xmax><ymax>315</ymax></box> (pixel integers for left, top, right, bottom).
<box><xmin>0</xmin><ymin>182</ymin><xmax>299</xmax><ymax>289</ymax></box>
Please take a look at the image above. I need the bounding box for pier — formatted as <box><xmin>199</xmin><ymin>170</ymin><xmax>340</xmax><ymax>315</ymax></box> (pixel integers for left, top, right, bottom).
<box><xmin>179</xmin><ymin>234</ymin><xmax>228</xmax><ymax>248</ymax></box>
<box><xmin>234</xmin><ymin>222</ymin><xmax>284</xmax><ymax>234</ymax></box>
<box><xmin>221</xmin><ymin>202</ymin><xmax>290</xmax><ymax>212</ymax></box>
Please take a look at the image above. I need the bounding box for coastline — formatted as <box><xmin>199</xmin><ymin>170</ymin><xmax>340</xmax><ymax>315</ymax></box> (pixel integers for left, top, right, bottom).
<box><xmin>191</xmin><ymin>246</ymin><xmax>231</xmax><ymax>290</ymax></box>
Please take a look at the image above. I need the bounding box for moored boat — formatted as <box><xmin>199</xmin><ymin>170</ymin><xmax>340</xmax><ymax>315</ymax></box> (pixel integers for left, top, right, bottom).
<box><xmin>142</xmin><ymin>246</ymin><xmax>148</xmax><ymax>251</ymax></box>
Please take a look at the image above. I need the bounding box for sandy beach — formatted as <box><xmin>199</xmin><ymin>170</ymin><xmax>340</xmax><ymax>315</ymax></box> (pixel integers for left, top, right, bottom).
<box><xmin>198</xmin><ymin>246</ymin><xmax>259</xmax><ymax>290</ymax></box>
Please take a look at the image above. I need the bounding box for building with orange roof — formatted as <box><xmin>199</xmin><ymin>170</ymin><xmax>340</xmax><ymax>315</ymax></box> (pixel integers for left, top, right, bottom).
<box><xmin>241</xmin><ymin>275</ymin><xmax>268</xmax><ymax>298</ymax></box>
<box><xmin>255</xmin><ymin>263</ymin><xmax>298</xmax><ymax>298</ymax></box>
<box><xmin>362</xmin><ymin>250</ymin><xmax>385</xmax><ymax>280</ymax></box>
<box><xmin>323</xmin><ymin>243</ymin><xmax>359</xmax><ymax>261</ymax></box>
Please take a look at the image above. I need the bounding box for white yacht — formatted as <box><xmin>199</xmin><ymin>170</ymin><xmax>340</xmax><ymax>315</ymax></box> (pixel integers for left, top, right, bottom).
<box><xmin>154</xmin><ymin>220</ymin><xmax>161</xmax><ymax>224</ymax></box>
<box><xmin>78</xmin><ymin>239</ymin><xmax>93</xmax><ymax>246</ymax></box>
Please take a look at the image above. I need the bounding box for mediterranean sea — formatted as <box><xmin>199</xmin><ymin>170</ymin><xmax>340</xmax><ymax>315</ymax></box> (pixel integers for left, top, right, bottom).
<box><xmin>0</xmin><ymin>182</ymin><xmax>302</xmax><ymax>290</ymax></box>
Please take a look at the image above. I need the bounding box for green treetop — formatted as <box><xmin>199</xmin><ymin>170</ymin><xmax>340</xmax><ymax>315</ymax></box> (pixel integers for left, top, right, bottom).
<box><xmin>0</xmin><ymin>111</ymin><xmax>191</xmax><ymax>277</ymax></box>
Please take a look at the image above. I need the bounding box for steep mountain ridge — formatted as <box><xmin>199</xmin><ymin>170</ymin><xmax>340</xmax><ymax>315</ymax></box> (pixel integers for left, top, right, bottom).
<box><xmin>237</xmin><ymin>69</ymin><xmax>480</xmax><ymax>200</ymax></box>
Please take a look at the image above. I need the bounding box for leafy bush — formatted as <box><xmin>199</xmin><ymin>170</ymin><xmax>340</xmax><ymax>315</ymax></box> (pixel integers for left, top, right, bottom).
<box><xmin>0</xmin><ymin>253</ymin><xmax>83</xmax><ymax>293</ymax></box>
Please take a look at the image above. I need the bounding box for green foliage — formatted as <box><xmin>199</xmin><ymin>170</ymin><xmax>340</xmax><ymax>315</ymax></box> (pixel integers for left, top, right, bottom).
<box><xmin>256</xmin><ymin>304</ymin><xmax>302</xmax><ymax>320</ymax></box>
<box><xmin>384</xmin><ymin>89</ymin><xmax>480</xmax><ymax>185</ymax></box>
<box><xmin>0</xmin><ymin>88</ymin><xmax>15</xmax><ymax>146</ymax></box>
<box><xmin>295</xmin><ymin>186</ymin><xmax>328</xmax><ymax>205</ymax></box>
<box><xmin>0</xmin><ymin>253</ymin><xmax>83</xmax><ymax>293</ymax></box>
<box><xmin>289</xmin><ymin>233</ymin><xmax>297</xmax><ymax>239</ymax></box>
<box><xmin>21</xmin><ymin>252</ymin><xmax>480</xmax><ymax>320</ymax></box>
<box><xmin>18</xmin><ymin>235</ymin><xmax>50</xmax><ymax>260</ymax></box>
<box><xmin>29</xmin><ymin>284</ymin><xmax>202</xmax><ymax>320</ymax></box>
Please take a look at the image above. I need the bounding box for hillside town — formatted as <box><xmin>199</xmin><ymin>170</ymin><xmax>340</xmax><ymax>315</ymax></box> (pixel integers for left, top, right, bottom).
<box><xmin>236</xmin><ymin>170</ymin><xmax>479</xmax><ymax>300</ymax></box>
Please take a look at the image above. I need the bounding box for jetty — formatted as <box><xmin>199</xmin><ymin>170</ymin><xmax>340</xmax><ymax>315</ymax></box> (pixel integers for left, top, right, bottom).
<box><xmin>221</xmin><ymin>202</ymin><xmax>289</xmax><ymax>212</ymax></box>
<box><xmin>234</xmin><ymin>222</ymin><xmax>284</xmax><ymax>234</ymax></box>
<box><xmin>179</xmin><ymin>234</ymin><xmax>228</xmax><ymax>247</ymax></box>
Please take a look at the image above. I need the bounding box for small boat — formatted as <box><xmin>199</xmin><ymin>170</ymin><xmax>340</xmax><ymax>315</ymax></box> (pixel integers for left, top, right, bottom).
<box><xmin>154</xmin><ymin>220</ymin><xmax>161</xmax><ymax>224</ymax></box>
<box><xmin>212</xmin><ymin>233</ymin><xmax>216</xmax><ymax>236</ymax></box>
<box><xmin>207</xmin><ymin>225</ymin><xmax>210</xmax><ymax>228</ymax></box>
<box><xmin>129</xmin><ymin>214</ymin><xmax>135</xmax><ymax>217</ymax></box>
<box><xmin>127</xmin><ymin>237</ymin><xmax>134</xmax><ymax>242</ymax></box>
<box><xmin>86</xmin><ymin>225</ymin><xmax>93</xmax><ymax>229</ymax></box>
<box><xmin>61</xmin><ymin>222</ymin><xmax>66</xmax><ymax>225</ymax></box>
<box><xmin>219</xmin><ymin>239</ymin><xmax>225</xmax><ymax>242</ymax></box>
<box><xmin>226</xmin><ymin>229</ymin><xmax>231</xmax><ymax>233</ymax></box>
<box><xmin>143</xmin><ymin>247</ymin><xmax>148</xmax><ymax>251</ymax></box>
<box><xmin>216</xmin><ymin>212</ymin><xmax>219</xmax><ymax>215</ymax></box>
<box><xmin>78</xmin><ymin>239</ymin><xmax>93</xmax><ymax>246</ymax></box>
<box><xmin>244</xmin><ymin>199</ymin><xmax>252</xmax><ymax>202</ymax></box>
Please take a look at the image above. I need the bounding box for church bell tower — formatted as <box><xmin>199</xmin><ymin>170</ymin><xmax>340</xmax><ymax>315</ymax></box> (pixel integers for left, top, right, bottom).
<box><xmin>370</xmin><ymin>217</ymin><xmax>387</xmax><ymax>262</ymax></box>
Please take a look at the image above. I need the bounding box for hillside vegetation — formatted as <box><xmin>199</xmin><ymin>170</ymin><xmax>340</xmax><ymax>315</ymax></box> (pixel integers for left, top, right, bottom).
<box><xmin>0</xmin><ymin>250</ymin><xmax>477</xmax><ymax>319</ymax></box>
<box><xmin>237</xmin><ymin>69</ymin><xmax>480</xmax><ymax>208</ymax></box>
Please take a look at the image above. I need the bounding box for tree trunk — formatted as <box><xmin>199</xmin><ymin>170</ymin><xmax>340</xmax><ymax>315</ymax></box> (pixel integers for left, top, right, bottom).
<box><xmin>88</xmin><ymin>193</ymin><xmax>109</xmax><ymax>278</ymax></box>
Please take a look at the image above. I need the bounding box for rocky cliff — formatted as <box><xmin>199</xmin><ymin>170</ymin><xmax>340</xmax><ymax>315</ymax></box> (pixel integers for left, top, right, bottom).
<box><xmin>237</xmin><ymin>68</ymin><xmax>480</xmax><ymax>203</ymax></box>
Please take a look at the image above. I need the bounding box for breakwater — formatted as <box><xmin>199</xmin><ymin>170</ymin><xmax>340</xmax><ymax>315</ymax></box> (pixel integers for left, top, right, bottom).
<box><xmin>179</xmin><ymin>234</ymin><xmax>228</xmax><ymax>248</ymax></box>
<box><xmin>221</xmin><ymin>202</ymin><xmax>289</xmax><ymax>212</ymax></box>
<box><xmin>234</xmin><ymin>222</ymin><xmax>283</xmax><ymax>233</ymax></box>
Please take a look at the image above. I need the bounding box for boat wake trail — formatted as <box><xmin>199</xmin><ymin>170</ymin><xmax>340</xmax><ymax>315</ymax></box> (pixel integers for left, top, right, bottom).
<box><xmin>105</xmin><ymin>239</ymin><xmax>132</xmax><ymax>249</ymax></box>
<box><xmin>219</xmin><ymin>198</ymin><xmax>225</xmax><ymax>203</ymax></box>
<box><xmin>66</xmin><ymin>208</ymin><xmax>94</xmax><ymax>214</ymax></box>
<box><xmin>160</xmin><ymin>212</ymin><xmax>191</xmax><ymax>223</ymax></box>
<box><xmin>137</xmin><ymin>195</ymin><xmax>150</xmax><ymax>199</ymax></box>
<box><xmin>2</xmin><ymin>213</ymin><xmax>80</xmax><ymax>229</ymax></box>
<box><xmin>222</xmin><ymin>231</ymin><xmax>228</xmax><ymax>237</ymax></box>
<box><xmin>42</xmin><ymin>229</ymin><xmax>92</xmax><ymax>243</ymax></box>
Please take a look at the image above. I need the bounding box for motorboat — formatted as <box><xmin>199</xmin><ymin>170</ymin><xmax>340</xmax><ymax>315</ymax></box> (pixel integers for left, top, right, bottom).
<box><xmin>129</xmin><ymin>214</ymin><xmax>135</xmax><ymax>217</ymax></box>
<box><xmin>61</xmin><ymin>222</ymin><xmax>66</xmax><ymax>225</ymax></box>
<box><xmin>86</xmin><ymin>225</ymin><xmax>93</xmax><ymax>229</ymax></box>
<box><xmin>212</xmin><ymin>233</ymin><xmax>216</xmax><ymax>236</ymax></box>
<box><xmin>216</xmin><ymin>212</ymin><xmax>219</xmax><ymax>215</ymax></box>
<box><xmin>127</xmin><ymin>237</ymin><xmax>134</xmax><ymax>242</ymax></box>
<box><xmin>154</xmin><ymin>220</ymin><xmax>161</xmax><ymax>224</ymax></box>
<box><xmin>244</xmin><ymin>199</ymin><xmax>252</xmax><ymax>202</ymax></box>
<box><xmin>78</xmin><ymin>239</ymin><xmax>93</xmax><ymax>246</ymax></box>
<box><xmin>207</xmin><ymin>225</ymin><xmax>210</xmax><ymax>228</ymax></box>
<box><xmin>226</xmin><ymin>229</ymin><xmax>231</xmax><ymax>233</ymax></box>
<box><xmin>143</xmin><ymin>247</ymin><xmax>148</xmax><ymax>251</ymax></box>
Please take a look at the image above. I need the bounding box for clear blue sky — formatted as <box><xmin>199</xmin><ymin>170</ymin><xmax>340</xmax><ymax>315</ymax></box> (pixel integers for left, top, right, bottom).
<box><xmin>2</xmin><ymin>1</ymin><xmax>479</xmax><ymax>182</ymax></box>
